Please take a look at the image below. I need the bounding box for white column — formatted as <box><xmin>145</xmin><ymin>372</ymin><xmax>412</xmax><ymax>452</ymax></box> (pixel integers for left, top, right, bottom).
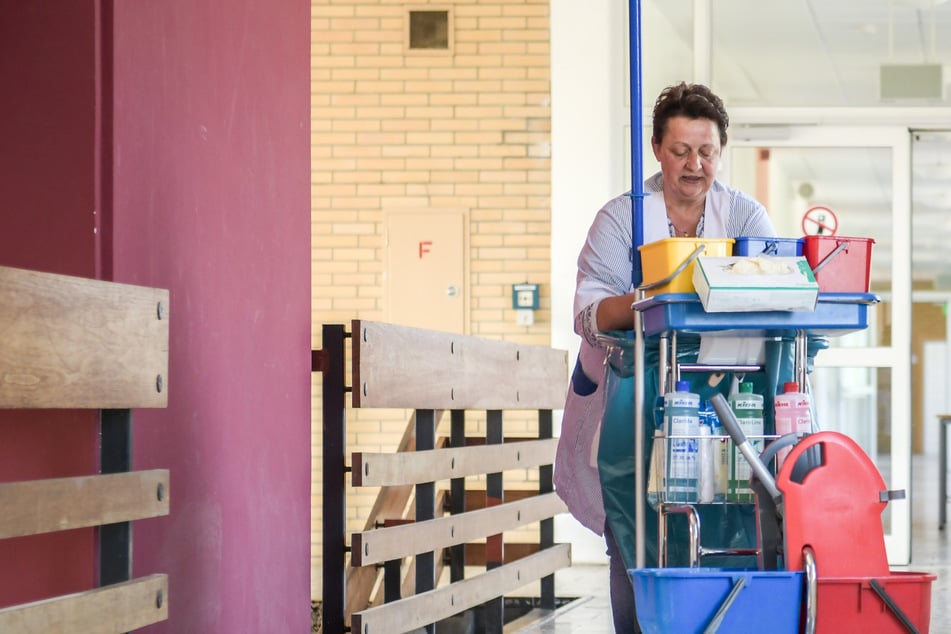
<box><xmin>693</xmin><ymin>0</ymin><xmax>712</xmax><ymax>84</ymax></box>
<box><xmin>550</xmin><ymin>0</ymin><xmax>628</xmax><ymax>564</ymax></box>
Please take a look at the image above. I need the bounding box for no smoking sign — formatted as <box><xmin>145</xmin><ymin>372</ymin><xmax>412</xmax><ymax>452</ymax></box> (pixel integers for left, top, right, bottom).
<box><xmin>801</xmin><ymin>206</ymin><xmax>839</xmax><ymax>236</ymax></box>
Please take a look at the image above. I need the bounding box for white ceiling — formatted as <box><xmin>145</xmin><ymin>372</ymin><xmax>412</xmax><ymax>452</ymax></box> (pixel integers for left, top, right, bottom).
<box><xmin>643</xmin><ymin>0</ymin><xmax>951</xmax><ymax>285</ymax></box>
<box><xmin>650</xmin><ymin>0</ymin><xmax>951</xmax><ymax>106</ymax></box>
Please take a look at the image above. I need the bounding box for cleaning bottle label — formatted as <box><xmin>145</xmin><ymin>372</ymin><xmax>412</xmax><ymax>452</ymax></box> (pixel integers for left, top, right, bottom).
<box><xmin>728</xmin><ymin>383</ymin><xmax>764</xmax><ymax>503</ymax></box>
<box><xmin>664</xmin><ymin>382</ymin><xmax>699</xmax><ymax>503</ymax></box>
<box><xmin>774</xmin><ymin>383</ymin><xmax>812</xmax><ymax>470</ymax></box>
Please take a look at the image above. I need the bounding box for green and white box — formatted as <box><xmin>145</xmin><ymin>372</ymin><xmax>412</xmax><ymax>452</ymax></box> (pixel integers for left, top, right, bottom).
<box><xmin>692</xmin><ymin>256</ymin><xmax>819</xmax><ymax>312</ymax></box>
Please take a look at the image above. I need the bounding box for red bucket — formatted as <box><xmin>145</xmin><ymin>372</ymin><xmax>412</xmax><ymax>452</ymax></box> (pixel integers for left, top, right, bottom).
<box><xmin>803</xmin><ymin>235</ymin><xmax>874</xmax><ymax>293</ymax></box>
<box><xmin>815</xmin><ymin>572</ymin><xmax>936</xmax><ymax>633</ymax></box>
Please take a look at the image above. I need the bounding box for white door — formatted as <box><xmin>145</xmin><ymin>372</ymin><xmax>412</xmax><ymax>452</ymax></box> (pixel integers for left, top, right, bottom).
<box><xmin>384</xmin><ymin>209</ymin><xmax>469</xmax><ymax>334</ymax></box>
<box><xmin>726</xmin><ymin>125</ymin><xmax>913</xmax><ymax>564</ymax></box>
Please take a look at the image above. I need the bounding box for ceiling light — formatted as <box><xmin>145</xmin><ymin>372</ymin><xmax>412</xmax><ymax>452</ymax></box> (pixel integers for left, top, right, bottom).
<box><xmin>894</xmin><ymin>0</ymin><xmax>948</xmax><ymax>7</ymax></box>
<box><xmin>880</xmin><ymin>64</ymin><xmax>943</xmax><ymax>100</ymax></box>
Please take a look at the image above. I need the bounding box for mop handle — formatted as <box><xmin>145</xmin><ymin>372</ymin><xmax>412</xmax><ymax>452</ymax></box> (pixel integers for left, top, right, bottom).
<box><xmin>710</xmin><ymin>393</ymin><xmax>783</xmax><ymax>503</ymax></box>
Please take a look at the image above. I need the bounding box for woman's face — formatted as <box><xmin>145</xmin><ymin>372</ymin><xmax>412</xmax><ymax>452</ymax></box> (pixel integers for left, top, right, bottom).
<box><xmin>651</xmin><ymin>115</ymin><xmax>721</xmax><ymax>206</ymax></box>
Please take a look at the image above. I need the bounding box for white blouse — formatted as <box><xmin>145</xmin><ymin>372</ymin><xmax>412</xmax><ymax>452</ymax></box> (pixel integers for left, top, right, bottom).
<box><xmin>554</xmin><ymin>171</ymin><xmax>776</xmax><ymax>534</ymax></box>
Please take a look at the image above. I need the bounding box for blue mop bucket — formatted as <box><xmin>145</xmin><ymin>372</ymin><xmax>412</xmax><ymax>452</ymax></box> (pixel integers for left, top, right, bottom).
<box><xmin>629</xmin><ymin>568</ymin><xmax>803</xmax><ymax>633</ymax></box>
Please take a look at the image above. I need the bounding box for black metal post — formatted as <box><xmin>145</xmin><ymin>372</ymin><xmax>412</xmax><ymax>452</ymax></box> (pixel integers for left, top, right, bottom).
<box><xmin>416</xmin><ymin>408</ymin><xmax>436</xmax><ymax>633</ymax></box>
<box><xmin>384</xmin><ymin>559</ymin><xmax>401</xmax><ymax>603</ymax></box>
<box><xmin>538</xmin><ymin>409</ymin><xmax>555</xmax><ymax>609</ymax></box>
<box><xmin>320</xmin><ymin>325</ymin><xmax>349</xmax><ymax>634</ymax></box>
<box><xmin>449</xmin><ymin>409</ymin><xmax>466</xmax><ymax>582</ymax></box>
<box><xmin>99</xmin><ymin>408</ymin><xmax>132</xmax><ymax>587</ymax></box>
<box><xmin>485</xmin><ymin>409</ymin><xmax>504</xmax><ymax>633</ymax></box>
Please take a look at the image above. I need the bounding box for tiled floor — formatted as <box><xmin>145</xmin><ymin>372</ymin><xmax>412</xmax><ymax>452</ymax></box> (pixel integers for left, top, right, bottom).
<box><xmin>514</xmin><ymin>451</ymin><xmax>951</xmax><ymax>633</ymax></box>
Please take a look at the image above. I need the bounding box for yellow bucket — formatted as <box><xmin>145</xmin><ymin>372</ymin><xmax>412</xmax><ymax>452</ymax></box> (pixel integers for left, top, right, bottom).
<box><xmin>638</xmin><ymin>238</ymin><xmax>735</xmax><ymax>296</ymax></box>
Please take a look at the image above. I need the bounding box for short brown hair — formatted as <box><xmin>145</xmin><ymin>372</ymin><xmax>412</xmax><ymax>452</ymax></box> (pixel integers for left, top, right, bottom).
<box><xmin>652</xmin><ymin>82</ymin><xmax>729</xmax><ymax>147</ymax></box>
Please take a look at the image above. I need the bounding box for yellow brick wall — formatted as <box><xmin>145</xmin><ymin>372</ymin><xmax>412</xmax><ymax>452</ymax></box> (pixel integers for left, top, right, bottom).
<box><xmin>311</xmin><ymin>0</ymin><xmax>552</xmax><ymax>600</ymax></box>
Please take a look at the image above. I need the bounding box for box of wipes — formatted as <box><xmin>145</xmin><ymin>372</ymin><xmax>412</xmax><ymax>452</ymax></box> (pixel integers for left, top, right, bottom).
<box><xmin>692</xmin><ymin>255</ymin><xmax>819</xmax><ymax>312</ymax></box>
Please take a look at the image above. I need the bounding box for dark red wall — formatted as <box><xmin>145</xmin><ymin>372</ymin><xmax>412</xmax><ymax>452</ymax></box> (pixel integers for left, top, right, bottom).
<box><xmin>0</xmin><ymin>0</ymin><xmax>99</xmax><ymax>607</ymax></box>
<box><xmin>0</xmin><ymin>0</ymin><xmax>312</xmax><ymax>630</ymax></box>
<box><xmin>0</xmin><ymin>1</ymin><xmax>99</xmax><ymax>276</ymax></box>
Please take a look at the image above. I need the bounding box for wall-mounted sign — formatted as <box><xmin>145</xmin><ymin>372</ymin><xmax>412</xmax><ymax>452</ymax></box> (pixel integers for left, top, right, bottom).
<box><xmin>801</xmin><ymin>206</ymin><xmax>839</xmax><ymax>236</ymax></box>
<box><xmin>512</xmin><ymin>283</ymin><xmax>539</xmax><ymax>310</ymax></box>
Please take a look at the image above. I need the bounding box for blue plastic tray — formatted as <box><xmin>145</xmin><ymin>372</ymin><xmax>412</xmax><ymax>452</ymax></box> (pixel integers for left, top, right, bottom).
<box><xmin>629</xmin><ymin>567</ymin><xmax>803</xmax><ymax>634</ymax></box>
<box><xmin>634</xmin><ymin>292</ymin><xmax>878</xmax><ymax>337</ymax></box>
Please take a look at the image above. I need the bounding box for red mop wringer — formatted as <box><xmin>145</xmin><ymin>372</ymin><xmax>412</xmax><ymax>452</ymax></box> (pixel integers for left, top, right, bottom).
<box><xmin>776</xmin><ymin>426</ymin><xmax>935</xmax><ymax>633</ymax></box>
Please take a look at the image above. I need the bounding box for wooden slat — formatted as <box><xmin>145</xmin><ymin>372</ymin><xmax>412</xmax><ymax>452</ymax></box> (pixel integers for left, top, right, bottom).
<box><xmin>351</xmin><ymin>544</ymin><xmax>571</xmax><ymax>634</ymax></box>
<box><xmin>352</xmin><ymin>493</ymin><xmax>567</xmax><ymax>566</ymax></box>
<box><xmin>0</xmin><ymin>265</ymin><xmax>169</xmax><ymax>409</ymax></box>
<box><xmin>352</xmin><ymin>438</ymin><xmax>557</xmax><ymax>487</ymax></box>
<box><xmin>345</xmin><ymin>413</ymin><xmax>425</xmax><ymax>620</ymax></box>
<box><xmin>365</xmin><ymin>490</ymin><xmax>451</xmax><ymax>613</ymax></box>
<box><xmin>352</xmin><ymin>320</ymin><xmax>569</xmax><ymax>409</ymax></box>
<box><xmin>347</xmin><ymin>424</ymin><xmax>451</xmax><ymax>622</ymax></box>
<box><xmin>0</xmin><ymin>574</ymin><xmax>168</xmax><ymax>634</ymax></box>
<box><xmin>0</xmin><ymin>470</ymin><xmax>169</xmax><ymax>539</ymax></box>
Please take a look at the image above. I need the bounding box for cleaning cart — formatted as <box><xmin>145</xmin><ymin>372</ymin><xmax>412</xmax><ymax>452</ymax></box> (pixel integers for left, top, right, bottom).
<box><xmin>624</xmin><ymin>247</ymin><xmax>936</xmax><ymax>633</ymax></box>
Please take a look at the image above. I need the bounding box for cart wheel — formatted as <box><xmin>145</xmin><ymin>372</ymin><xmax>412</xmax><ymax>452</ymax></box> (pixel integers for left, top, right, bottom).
<box><xmin>802</xmin><ymin>546</ymin><xmax>817</xmax><ymax>634</ymax></box>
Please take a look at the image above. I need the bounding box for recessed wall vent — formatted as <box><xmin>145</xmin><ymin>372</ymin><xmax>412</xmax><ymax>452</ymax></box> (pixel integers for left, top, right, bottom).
<box><xmin>880</xmin><ymin>64</ymin><xmax>943</xmax><ymax>101</ymax></box>
<box><xmin>406</xmin><ymin>8</ymin><xmax>451</xmax><ymax>52</ymax></box>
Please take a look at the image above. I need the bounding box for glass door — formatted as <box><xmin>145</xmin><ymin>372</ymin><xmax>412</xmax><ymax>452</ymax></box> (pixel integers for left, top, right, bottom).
<box><xmin>912</xmin><ymin>131</ymin><xmax>951</xmax><ymax>464</ymax></box>
<box><xmin>726</xmin><ymin>125</ymin><xmax>913</xmax><ymax>564</ymax></box>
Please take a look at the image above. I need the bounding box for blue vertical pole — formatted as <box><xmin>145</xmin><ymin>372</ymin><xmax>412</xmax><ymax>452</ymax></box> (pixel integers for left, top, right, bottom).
<box><xmin>629</xmin><ymin>0</ymin><xmax>645</xmax><ymax>287</ymax></box>
<box><xmin>629</xmin><ymin>0</ymin><xmax>648</xmax><ymax>570</ymax></box>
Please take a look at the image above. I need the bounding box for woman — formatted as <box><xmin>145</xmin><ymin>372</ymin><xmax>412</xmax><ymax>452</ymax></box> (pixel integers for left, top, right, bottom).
<box><xmin>554</xmin><ymin>82</ymin><xmax>777</xmax><ymax>633</ymax></box>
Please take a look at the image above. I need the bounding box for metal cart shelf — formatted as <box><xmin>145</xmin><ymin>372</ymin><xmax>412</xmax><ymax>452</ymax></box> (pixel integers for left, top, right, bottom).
<box><xmin>649</xmin><ymin>432</ymin><xmax>779</xmax><ymax>568</ymax></box>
